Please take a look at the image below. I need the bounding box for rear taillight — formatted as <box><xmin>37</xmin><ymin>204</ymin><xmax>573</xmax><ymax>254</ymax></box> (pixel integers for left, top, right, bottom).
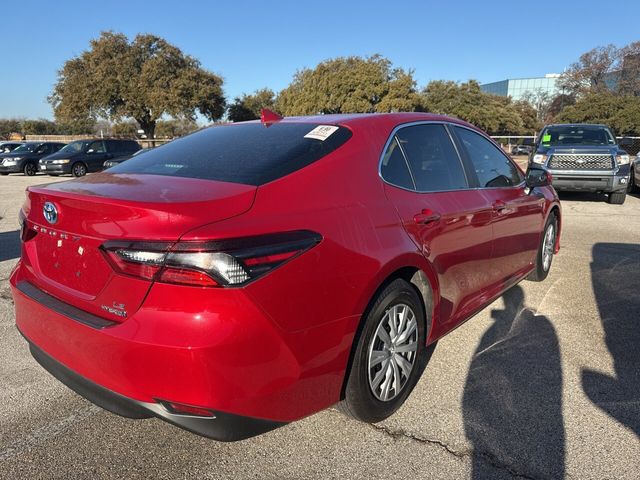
<box><xmin>19</xmin><ymin>209</ymin><xmax>37</xmax><ymax>242</ymax></box>
<box><xmin>101</xmin><ymin>230</ymin><xmax>321</xmax><ymax>287</ymax></box>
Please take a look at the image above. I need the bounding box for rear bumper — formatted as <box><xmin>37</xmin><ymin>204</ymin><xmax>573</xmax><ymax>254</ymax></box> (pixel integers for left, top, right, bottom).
<box><xmin>10</xmin><ymin>262</ymin><xmax>354</xmax><ymax>436</ymax></box>
<box><xmin>549</xmin><ymin>171</ymin><xmax>629</xmax><ymax>193</ymax></box>
<box><xmin>24</xmin><ymin>337</ymin><xmax>285</xmax><ymax>441</ymax></box>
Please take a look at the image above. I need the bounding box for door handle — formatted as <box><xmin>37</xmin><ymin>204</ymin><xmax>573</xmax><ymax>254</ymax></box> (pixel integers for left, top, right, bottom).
<box><xmin>413</xmin><ymin>209</ymin><xmax>441</xmax><ymax>224</ymax></box>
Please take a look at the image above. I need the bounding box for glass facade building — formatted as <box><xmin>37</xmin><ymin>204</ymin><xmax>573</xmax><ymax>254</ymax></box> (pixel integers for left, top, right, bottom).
<box><xmin>481</xmin><ymin>74</ymin><xmax>561</xmax><ymax>100</ymax></box>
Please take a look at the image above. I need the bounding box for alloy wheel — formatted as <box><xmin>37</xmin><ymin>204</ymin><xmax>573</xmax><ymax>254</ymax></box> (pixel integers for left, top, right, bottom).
<box><xmin>542</xmin><ymin>223</ymin><xmax>555</xmax><ymax>272</ymax></box>
<box><xmin>367</xmin><ymin>303</ymin><xmax>418</xmax><ymax>402</ymax></box>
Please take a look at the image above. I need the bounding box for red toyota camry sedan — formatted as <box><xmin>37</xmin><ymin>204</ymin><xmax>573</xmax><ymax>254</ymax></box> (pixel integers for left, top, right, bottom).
<box><xmin>11</xmin><ymin>112</ymin><xmax>561</xmax><ymax>441</ymax></box>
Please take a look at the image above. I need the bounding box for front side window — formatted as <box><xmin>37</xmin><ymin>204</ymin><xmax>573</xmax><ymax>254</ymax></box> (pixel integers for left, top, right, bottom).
<box><xmin>395</xmin><ymin>124</ymin><xmax>468</xmax><ymax>192</ymax></box>
<box><xmin>454</xmin><ymin>127</ymin><xmax>523</xmax><ymax>188</ymax></box>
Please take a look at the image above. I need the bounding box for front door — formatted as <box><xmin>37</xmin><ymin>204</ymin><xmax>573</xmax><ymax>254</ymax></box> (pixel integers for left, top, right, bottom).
<box><xmin>451</xmin><ymin>126</ymin><xmax>545</xmax><ymax>284</ymax></box>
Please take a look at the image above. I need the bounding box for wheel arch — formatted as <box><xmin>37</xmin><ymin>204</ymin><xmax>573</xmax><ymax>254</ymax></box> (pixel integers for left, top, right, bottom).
<box><xmin>340</xmin><ymin>257</ymin><xmax>439</xmax><ymax>400</ymax></box>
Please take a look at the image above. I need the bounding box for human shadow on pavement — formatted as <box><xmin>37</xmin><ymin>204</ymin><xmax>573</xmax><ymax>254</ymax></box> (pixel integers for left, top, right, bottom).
<box><xmin>582</xmin><ymin>243</ymin><xmax>640</xmax><ymax>437</ymax></box>
<box><xmin>462</xmin><ymin>285</ymin><xmax>565</xmax><ymax>479</ymax></box>
<box><xmin>0</xmin><ymin>230</ymin><xmax>20</xmax><ymax>262</ymax></box>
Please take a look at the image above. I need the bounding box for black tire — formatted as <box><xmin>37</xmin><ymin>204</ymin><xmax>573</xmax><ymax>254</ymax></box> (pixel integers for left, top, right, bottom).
<box><xmin>339</xmin><ymin>278</ymin><xmax>432</xmax><ymax>423</ymax></box>
<box><xmin>23</xmin><ymin>162</ymin><xmax>37</xmax><ymax>176</ymax></box>
<box><xmin>0</xmin><ymin>173</ymin><xmax>8</xmax><ymax>176</ymax></box>
<box><xmin>527</xmin><ymin>213</ymin><xmax>557</xmax><ymax>282</ymax></box>
<box><xmin>72</xmin><ymin>162</ymin><xmax>87</xmax><ymax>177</ymax></box>
<box><xmin>628</xmin><ymin>167</ymin><xmax>638</xmax><ymax>193</ymax></box>
<box><xmin>608</xmin><ymin>191</ymin><xmax>626</xmax><ymax>205</ymax></box>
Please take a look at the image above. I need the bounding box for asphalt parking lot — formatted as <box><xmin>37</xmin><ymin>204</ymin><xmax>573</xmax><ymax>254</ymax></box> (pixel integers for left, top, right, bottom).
<box><xmin>1</xmin><ymin>171</ymin><xmax>638</xmax><ymax>479</ymax></box>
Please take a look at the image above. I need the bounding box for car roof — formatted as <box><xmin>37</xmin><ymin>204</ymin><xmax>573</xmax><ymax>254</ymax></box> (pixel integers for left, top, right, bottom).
<box><xmin>240</xmin><ymin>112</ymin><xmax>482</xmax><ymax>134</ymax></box>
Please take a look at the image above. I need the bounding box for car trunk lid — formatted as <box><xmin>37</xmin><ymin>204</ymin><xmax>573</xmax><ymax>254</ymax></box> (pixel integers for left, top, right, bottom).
<box><xmin>21</xmin><ymin>173</ymin><xmax>256</xmax><ymax>322</ymax></box>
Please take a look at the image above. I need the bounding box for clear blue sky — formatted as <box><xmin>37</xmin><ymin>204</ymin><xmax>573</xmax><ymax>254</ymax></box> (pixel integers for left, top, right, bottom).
<box><xmin>2</xmin><ymin>0</ymin><xmax>638</xmax><ymax>120</ymax></box>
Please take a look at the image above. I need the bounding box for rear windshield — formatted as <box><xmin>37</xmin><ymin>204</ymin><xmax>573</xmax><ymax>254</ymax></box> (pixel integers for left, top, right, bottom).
<box><xmin>540</xmin><ymin>125</ymin><xmax>616</xmax><ymax>146</ymax></box>
<box><xmin>109</xmin><ymin>123</ymin><xmax>352</xmax><ymax>185</ymax></box>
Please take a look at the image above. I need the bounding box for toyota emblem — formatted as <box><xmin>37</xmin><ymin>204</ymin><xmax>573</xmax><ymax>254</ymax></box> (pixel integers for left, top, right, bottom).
<box><xmin>43</xmin><ymin>202</ymin><xmax>58</xmax><ymax>224</ymax></box>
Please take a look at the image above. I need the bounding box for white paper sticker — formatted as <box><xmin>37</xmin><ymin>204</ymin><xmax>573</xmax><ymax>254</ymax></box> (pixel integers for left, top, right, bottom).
<box><xmin>304</xmin><ymin>125</ymin><xmax>339</xmax><ymax>141</ymax></box>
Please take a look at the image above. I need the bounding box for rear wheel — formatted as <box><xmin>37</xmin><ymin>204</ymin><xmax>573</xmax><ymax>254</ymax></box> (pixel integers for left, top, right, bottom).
<box><xmin>339</xmin><ymin>279</ymin><xmax>431</xmax><ymax>423</ymax></box>
<box><xmin>527</xmin><ymin>213</ymin><xmax>557</xmax><ymax>282</ymax></box>
<box><xmin>72</xmin><ymin>162</ymin><xmax>87</xmax><ymax>177</ymax></box>
<box><xmin>608</xmin><ymin>191</ymin><xmax>626</xmax><ymax>205</ymax></box>
<box><xmin>23</xmin><ymin>162</ymin><xmax>37</xmax><ymax>176</ymax></box>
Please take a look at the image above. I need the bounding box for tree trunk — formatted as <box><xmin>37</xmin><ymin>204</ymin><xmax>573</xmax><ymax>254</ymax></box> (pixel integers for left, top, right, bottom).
<box><xmin>136</xmin><ymin>118</ymin><xmax>156</xmax><ymax>147</ymax></box>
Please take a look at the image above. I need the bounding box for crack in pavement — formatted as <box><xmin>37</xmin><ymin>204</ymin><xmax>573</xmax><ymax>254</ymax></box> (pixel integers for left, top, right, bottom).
<box><xmin>369</xmin><ymin>423</ymin><xmax>543</xmax><ymax>480</ymax></box>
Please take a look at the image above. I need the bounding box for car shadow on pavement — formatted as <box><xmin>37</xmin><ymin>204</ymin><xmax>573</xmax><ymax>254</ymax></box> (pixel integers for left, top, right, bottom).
<box><xmin>0</xmin><ymin>230</ymin><xmax>20</xmax><ymax>262</ymax></box>
<box><xmin>582</xmin><ymin>243</ymin><xmax>640</xmax><ymax>438</ymax></box>
<box><xmin>462</xmin><ymin>285</ymin><xmax>565</xmax><ymax>479</ymax></box>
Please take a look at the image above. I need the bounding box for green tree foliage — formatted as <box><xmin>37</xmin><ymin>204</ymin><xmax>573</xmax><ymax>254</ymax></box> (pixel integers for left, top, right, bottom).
<box><xmin>50</xmin><ymin>31</ymin><xmax>225</xmax><ymax>139</ymax></box>
<box><xmin>112</xmin><ymin>121</ymin><xmax>138</xmax><ymax>137</ymax></box>
<box><xmin>420</xmin><ymin>80</ymin><xmax>540</xmax><ymax>134</ymax></box>
<box><xmin>555</xmin><ymin>93</ymin><xmax>640</xmax><ymax>135</ymax></box>
<box><xmin>559</xmin><ymin>42</ymin><xmax>640</xmax><ymax>97</ymax></box>
<box><xmin>276</xmin><ymin>55</ymin><xmax>421</xmax><ymax>115</ymax></box>
<box><xmin>0</xmin><ymin>119</ymin><xmax>22</xmax><ymax>139</ymax></box>
<box><xmin>155</xmin><ymin>118</ymin><xmax>199</xmax><ymax>138</ymax></box>
<box><xmin>20</xmin><ymin>119</ymin><xmax>59</xmax><ymax>135</ymax></box>
<box><xmin>228</xmin><ymin>88</ymin><xmax>277</xmax><ymax>122</ymax></box>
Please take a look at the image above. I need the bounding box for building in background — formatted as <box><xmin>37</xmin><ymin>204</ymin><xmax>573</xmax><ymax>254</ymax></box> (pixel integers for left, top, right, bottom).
<box><xmin>481</xmin><ymin>74</ymin><xmax>561</xmax><ymax>100</ymax></box>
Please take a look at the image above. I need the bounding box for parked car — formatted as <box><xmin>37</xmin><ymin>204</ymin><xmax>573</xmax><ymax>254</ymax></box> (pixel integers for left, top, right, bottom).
<box><xmin>530</xmin><ymin>123</ymin><xmax>632</xmax><ymax>204</ymax></box>
<box><xmin>39</xmin><ymin>139</ymin><xmax>141</xmax><ymax>177</ymax></box>
<box><xmin>512</xmin><ymin>144</ymin><xmax>532</xmax><ymax>155</ymax></box>
<box><xmin>0</xmin><ymin>142</ymin><xmax>65</xmax><ymax>176</ymax></box>
<box><xmin>103</xmin><ymin>147</ymin><xmax>150</xmax><ymax>169</ymax></box>
<box><xmin>0</xmin><ymin>141</ymin><xmax>24</xmax><ymax>154</ymax></box>
<box><xmin>11</xmin><ymin>112</ymin><xmax>561</xmax><ymax>441</ymax></box>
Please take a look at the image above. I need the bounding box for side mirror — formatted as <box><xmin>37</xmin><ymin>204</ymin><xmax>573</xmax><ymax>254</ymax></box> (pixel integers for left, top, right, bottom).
<box><xmin>619</xmin><ymin>137</ymin><xmax>633</xmax><ymax>147</ymax></box>
<box><xmin>87</xmin><ymin>149</ymin><xmax>95</xmax><ymax>154</ymax></box>
<box><xmin>526</xmin><ymin>167</ymin><xmax>552</xmax><ymax>189</ymax></box>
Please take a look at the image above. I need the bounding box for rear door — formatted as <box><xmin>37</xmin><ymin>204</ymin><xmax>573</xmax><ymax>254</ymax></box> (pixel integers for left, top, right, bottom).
<box><xmin>452</xmin><ymin>126</ymin><xmax>545</xmax><ymax>282</ymax></box>
<box><xmin>381</xmin><ymin>123</ymin><xmax>494</xmax><ymax>335</ymax></box>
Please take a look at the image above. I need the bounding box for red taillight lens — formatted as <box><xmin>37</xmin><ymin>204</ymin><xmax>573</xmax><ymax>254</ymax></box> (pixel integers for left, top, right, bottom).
<box><xmin>101</xmin><ymin>230</ymin><xmax>321</xmax><ymax>287</ymax></box>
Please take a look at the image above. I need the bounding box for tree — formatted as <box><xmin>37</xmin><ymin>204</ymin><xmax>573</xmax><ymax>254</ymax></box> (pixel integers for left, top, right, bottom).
<box><xmin>276</xmin><ymin>55</ymin><xmax>421</xmax><ymax>115</ymax></box>
<box><xmin>558</xmin><ymin>45</ymin><xmax>618</xmax><ymax>96</ymax></box>
<box><xmin>546</xmin><ymin>93</ymin><xmax>576</xmax><ymax>122</ymax></box>
<box><xmin>155</xmin><ymin>118</ymin><xmax>199</xmax><ymax>138</ymax></box>
<box><xmin>50</xmin><ymin>31</ymin><xmax>225</xmax><ymax>139</ymax></box>
<box><xmin>420</xmin><ymin>80</ymin><xmax>538</xmax><ymax>134</ymax></box>
<box><xmin>228</xmin><ymin>88</ymin><xmax>277</xmax><ymax>122</ymax></box>
<box><xmin>20</xmin><ymin>119</ymin><xmax>59</xmax><ymax>135</ymax></box>
<box><xmin>0</xmin><ymin>119</ymin><xmax>22</xmax><ymax>139</ymax></box>
<box><xmin>555</xmin><ymin>93</ymin><xmax>640</xmax><ymax>135</ymax></box>
<box><xmin>617</xmin><ymin>41</ymin><xmax>640</xmax><ymax>96</ymax></box>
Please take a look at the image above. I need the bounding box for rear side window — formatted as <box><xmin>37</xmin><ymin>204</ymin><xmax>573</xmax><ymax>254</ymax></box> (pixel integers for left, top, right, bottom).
<box><xmin>380</xmin><ymin>137</ymin><xmax>414</xmax><ymax>189</ymax></box>
<box><xmin>109</xmin><ymin>123</ymin><xmax>352</xmax><ymax>185</ymax></box>
<box><xmin>454</xmin><ymin>127</ymin><xmax>523</xmax><ymax>188</ymax></box>
<box><xmin>395</xmin><ymin>124</ymin><xmax>467</xmax><ymax>192</ymax></box>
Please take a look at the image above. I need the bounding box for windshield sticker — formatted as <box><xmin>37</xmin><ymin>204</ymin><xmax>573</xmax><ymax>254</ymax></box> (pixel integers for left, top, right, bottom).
<box><xmin>304</xmin><ymin>125</ymin><xmax>339</xmax><ymax>141</ymax></box>
<box><xmin>542</xmin><ymin>133</ymin><xmax>551</xmax><ymax>144</ymax></box>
